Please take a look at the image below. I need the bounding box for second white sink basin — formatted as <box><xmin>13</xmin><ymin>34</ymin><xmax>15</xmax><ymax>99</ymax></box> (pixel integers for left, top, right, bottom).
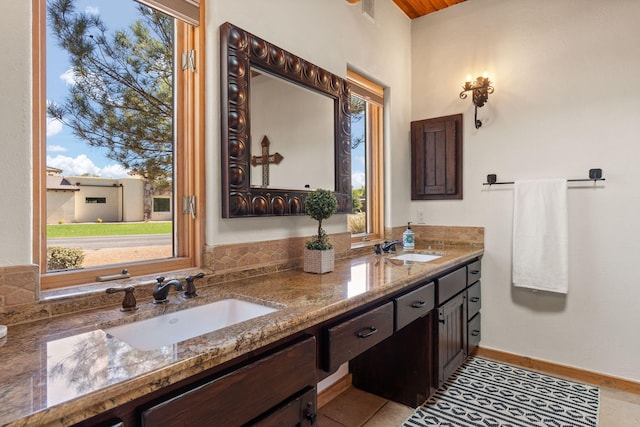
<box><xmin>104</xmin><ymin>298</ymin><xmax>278</xmax><ymax>351</ymax></box>
<box><xmin>392</xmin><ymin>253</ymin><xmax>441</xmax><ymax>263</ymax></box>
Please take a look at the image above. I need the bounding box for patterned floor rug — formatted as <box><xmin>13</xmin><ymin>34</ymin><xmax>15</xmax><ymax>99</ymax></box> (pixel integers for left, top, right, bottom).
<box><xmin>403</xmin><ymin>357</ymin><xmax>599</xmax><ymax>427</ymax></box>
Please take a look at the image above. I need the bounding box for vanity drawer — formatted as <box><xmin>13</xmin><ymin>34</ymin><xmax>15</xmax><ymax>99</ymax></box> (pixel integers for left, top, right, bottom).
<box><xmin>322</xmin><ymin>302</ymin><xmax>394</xmax><ymax>372</ymax></box>
<box><xmin>467</xmin><ymin>259</ymin><xmax>481</xmax><ymax>284</ymax></box>
<box><xmin>140</xmin><ymin>336</ymin><xmax>316</xmax><ymax>426</ymax></box>
<box><xmin>437</xmin><ymin>266</ymin><xmax>467</xmax><ymax>305</ymax></box>
<box><xmin>467</xmin><ymin>281</ymin><xmax>481</xmax><ymax>321</ymax></box>
<box><xmin>468</xmin><ymin>313</ymin><xmax>481</xmax><ymax>354</ymax></box>
<box><xmin>395</xmin><ymin>281</ymin><xmax>435</xmax><ymax>331</ymax></box>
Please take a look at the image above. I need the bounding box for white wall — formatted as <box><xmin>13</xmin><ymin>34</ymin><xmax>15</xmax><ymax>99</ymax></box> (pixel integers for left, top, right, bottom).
<box><xmin>410</xmin><ymin>0</ymin><xmax>640</xmax><ymax>381</ymax></box>
<box><xmin>0</xmin><ymin>1</ymin><xmax>32</xmax><ymax>265</ymax></box>
<box><xmin>207</xmin><ymin>0</ymin><xmax>412</xmax><ymax>244</ymax></box>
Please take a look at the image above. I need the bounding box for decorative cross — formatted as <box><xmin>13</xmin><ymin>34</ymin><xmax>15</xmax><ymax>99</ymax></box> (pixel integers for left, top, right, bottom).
<box><xmin>250</xmin><ymin>136</ymin><xmax>284</xmax><ymax>188</ymax></box>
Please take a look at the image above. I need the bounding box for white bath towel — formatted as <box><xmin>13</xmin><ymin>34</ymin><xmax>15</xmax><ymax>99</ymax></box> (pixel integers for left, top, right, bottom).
<box><xmin>512</xmin><ymin>179</ymin><xmax>568</xmax><ymax>294</ymax></box>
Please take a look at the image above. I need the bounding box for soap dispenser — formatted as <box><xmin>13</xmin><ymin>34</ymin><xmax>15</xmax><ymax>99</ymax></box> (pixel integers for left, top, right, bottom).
<box><xmin>403</xmin><ymin>222</ymin><xmax>415</xmax><ymax>251</ymax></box>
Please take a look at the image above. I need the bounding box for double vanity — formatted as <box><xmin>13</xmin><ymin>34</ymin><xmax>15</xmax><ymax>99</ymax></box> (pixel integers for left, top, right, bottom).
<box><xmin>0</xmin><ymin>243</ymin><xmax>482</xmax><ymax>426</ymax></box>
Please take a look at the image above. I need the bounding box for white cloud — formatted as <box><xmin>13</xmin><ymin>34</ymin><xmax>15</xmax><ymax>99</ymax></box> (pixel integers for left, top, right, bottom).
<box><xmin>47</xmin><ymin>117</ymin><xmax>64</xmax><ymax>137</ymax></box>
<box><xmin>47</xmin><ymin>154</ymin><xmax>100</xmax><ymax>176</ymax></box>
<box><xmin>352</xmin><ymin>172</ymin><xmax>366</xmax><ymax>189</ymax></box>
<box><xmin>84</xmin><ymin>6</ymin><xmax>99</xmax><ymax>15</ymax></box>
<box><xmin>100</xmin><ymin>164</ymin><xmax>129</xmax><ymax>179</ymax></box>
<box><xmin>46</xmin><ymin>154</ymin><xmax>130</xmax><ymax>179</ymax></box>
<box><xmin>47</xmin><ymin>145</ymin><xmax>67</xmax><ymax>153</ymax></box>
<box><xmin>60</xmin><ymin>68</ymin><xmax>76</xmax><ymax>86</ymax></box>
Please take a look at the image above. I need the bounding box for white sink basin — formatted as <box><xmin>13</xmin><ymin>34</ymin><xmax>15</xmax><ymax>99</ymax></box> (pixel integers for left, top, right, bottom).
<box><xmin>392</xmin><ymin>253</ymin><xmax>441</xmax><ymax>263</ymax></box>
<box><xmin>104</xmin><ymin>298</ymin><xmax>278</xmax><ymax>351</ymax></box>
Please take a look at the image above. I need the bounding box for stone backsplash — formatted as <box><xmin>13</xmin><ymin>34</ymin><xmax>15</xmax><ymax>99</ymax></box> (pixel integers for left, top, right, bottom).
<box><xmin>387</xmin><ymin>225</ymin><xmax>484</xmax><ymax>246</ymax></box>
<box><xmin>0</xmin><ymin>265</ymin><xmax>39</xmax><ymax>306</ymax></box>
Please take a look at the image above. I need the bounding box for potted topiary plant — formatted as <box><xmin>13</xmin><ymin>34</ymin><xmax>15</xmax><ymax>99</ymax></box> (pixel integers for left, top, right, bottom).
<box><xmin>304</xmin><ymin>189</ymin><xmax>338</xmax><ymax>273</ymax></box>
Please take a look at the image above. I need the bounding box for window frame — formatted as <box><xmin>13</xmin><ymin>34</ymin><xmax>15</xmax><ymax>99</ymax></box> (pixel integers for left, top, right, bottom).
<box><xmin>32</xmin><ymin>0</ymin><xmax>205</xmax><ymax>290</ymax></box>
<box><xmin>347</xmin><ymin>70</ymin><xmax>384</xmax><ymax>245</ymax></box>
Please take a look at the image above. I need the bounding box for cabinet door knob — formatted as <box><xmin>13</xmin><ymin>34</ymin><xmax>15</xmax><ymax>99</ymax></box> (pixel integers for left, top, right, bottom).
<box><xmin>411</xmin><ymin>300</ymin><xmax>426</xmax><ymax>308</ymax></box>
<box><xmin>357</xmin><ymin>326</ymin><xmax>378</xmax><ymax>338</ymax></box>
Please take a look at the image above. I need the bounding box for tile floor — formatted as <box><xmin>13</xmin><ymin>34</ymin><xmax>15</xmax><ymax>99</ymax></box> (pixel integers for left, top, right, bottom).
<box><xmin>318</xmin><ymin>384</ymin><xmax>640</xmax><ymax>426</ymax></box>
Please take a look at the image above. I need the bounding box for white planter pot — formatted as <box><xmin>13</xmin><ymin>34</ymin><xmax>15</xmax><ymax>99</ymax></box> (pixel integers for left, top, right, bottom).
<box><xmin>303</xmin><ymin>248</ymin><xmax>334</xmax><ymax>274</ymax></box>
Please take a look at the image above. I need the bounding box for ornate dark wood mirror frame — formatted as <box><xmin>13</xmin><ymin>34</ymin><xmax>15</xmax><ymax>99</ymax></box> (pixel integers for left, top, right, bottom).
<box><xmin>220</xmin><ymin>22</ymin><xmax>351</xmax><ymax>218</ymax></box>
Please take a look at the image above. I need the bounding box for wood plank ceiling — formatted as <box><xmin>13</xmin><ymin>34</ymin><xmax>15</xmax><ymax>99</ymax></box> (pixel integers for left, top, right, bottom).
<box><xmin>393</xmin><ymin>0</ymin><xmax>467</xmax><ymax>19</ymax></box>
<box><xmin>347</xmin><ymin>0</ymin><xmax>465</xmax><ymax>19</ymax></box>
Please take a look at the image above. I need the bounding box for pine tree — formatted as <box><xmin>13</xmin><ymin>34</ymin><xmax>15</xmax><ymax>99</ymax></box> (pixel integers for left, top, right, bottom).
<box><xmin>47</xmin><ymin>0</ymin><xmax>174</xmax><ymax>181</ymax></box>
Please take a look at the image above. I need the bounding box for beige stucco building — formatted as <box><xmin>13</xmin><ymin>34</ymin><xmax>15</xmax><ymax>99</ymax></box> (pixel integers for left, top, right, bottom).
<box><xmin>46</xmin><ymin>168</ymin><xmax>171</xmax><ymax>224</ymax></box>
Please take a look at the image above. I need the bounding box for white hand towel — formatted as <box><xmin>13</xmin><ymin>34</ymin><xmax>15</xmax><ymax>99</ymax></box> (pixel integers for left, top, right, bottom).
<box><xmin>512</xmin><ymin>179</ymin><xmax>568</xmax><ymax>294</ymax></box>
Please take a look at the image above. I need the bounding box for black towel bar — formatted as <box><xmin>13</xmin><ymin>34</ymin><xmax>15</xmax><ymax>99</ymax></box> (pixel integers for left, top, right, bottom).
<box><xmin>483</xmin><ymin>168</ymin><xmax>605</xmax><ymax>186</ymax></box>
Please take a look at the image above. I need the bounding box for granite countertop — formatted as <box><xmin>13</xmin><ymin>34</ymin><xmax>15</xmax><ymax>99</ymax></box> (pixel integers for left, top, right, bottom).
<box><xmin>0</xmin><ymin>245</ymin><xmax>482</xmax><ymax>427</ymax></box>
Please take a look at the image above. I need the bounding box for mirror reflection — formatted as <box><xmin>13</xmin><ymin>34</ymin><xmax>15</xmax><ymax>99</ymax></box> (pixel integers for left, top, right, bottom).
<box><xmin>250</xmin><ymin>68</ymin><xmax>334</xmax><ymax>190</ymax></box>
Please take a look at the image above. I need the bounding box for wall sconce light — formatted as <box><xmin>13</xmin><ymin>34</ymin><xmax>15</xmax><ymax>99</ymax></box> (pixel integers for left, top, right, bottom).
<box><xmin>459</xmin><ymin>72</ymin><xmax>494</xmax><ymax>129</ymax></box>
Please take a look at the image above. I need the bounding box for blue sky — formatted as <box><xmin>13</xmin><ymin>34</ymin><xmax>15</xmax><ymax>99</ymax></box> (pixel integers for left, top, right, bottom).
<box><xmin>46</xmin><ymin>0</ymin><xmax>139</xmax><ymax>178</ymax></box>
<box><xmin>351</xmin><ymin>112</ymin><xmax>366</xmax><ymax>190</ymax></box>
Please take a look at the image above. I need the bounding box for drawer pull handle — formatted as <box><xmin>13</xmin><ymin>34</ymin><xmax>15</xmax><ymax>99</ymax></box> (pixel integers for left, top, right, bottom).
<box><xmin>305</xmin><ymin>412</ymin><xmax>317</xmax><ymax>424</ymax></box>
<box><xmin>357</xmin><ymin>327</ymin><xmax>378</xmax><ymax>338</ymax></box>
<box><xmin>470</xmin><ymin>297</ymin><xmax>480</xmax><ymax>303</ymax></box>
<box><xmin>470</xmin><ymin>270</ymin><xmax>480</xmax><ymax>275</ymax></box>
<box><xmin>411</xmin><ymin>301</ymin><xmax>426</xmax><ymax>308</ymax></box>
<box><xmin>471</xmin><ymin>330</ymin><xmax>480</xmax><ymax>337</ymax></box>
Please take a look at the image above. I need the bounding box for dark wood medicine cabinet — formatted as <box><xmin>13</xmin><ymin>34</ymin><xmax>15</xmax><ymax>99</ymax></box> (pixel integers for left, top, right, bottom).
<box><xmin>411</xmin><ymin>113</ymin><xmax>463</xmax><ymax>200</ymax></box>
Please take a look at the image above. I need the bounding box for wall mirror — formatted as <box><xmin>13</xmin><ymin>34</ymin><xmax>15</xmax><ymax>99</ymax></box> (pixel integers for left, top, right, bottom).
<box><xmin>220</xmin><ymin>22</ymin><xmax>351</xmax><ymax>218</ymax></box>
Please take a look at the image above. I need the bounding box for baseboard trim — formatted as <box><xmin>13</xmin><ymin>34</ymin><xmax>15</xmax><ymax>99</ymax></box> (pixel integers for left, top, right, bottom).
<box><xmin>318</xmin><ymin>373</ymin><xmax>352</xmax><ymax>408</ymax></box>
<box><xmin>476</xmin><ymin>347</ymin><xmax>640</xmax><ymax>395</ymax></box>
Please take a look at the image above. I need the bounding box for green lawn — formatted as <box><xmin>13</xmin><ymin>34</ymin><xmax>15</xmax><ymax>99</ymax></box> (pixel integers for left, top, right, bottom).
<box><xmin>47</xmin><ymin>222</ymin><xmax>172</xmax><ymax>238</ymax></box>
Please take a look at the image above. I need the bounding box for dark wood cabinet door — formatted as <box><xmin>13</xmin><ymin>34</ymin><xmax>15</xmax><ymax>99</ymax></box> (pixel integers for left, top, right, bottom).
<box><xmin>411</xmin><ymin>114</ymin><xmax>462</xmax><ymax>200</ymax></box>
<box><xmin>436</xmin><ymin>292</ymin><xmax>467</xmax><ymax>387</ymax></box>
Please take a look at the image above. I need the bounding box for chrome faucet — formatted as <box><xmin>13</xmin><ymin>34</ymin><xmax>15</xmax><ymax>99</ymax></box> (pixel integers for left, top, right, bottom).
<box><xmin>152</xmin><ymin>276</ymin><xmax>184</xmax><ymax>304</ymax></box>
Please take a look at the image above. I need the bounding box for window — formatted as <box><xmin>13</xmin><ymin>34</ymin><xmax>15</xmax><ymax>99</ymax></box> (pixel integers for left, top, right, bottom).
<box><xmin>347</xmin><ymin>70</ymin><xmax>384</xmax><ymax>243</ymax></box>
<box><xmin>86</xmin><ymin>198</ymin><xmax>107</xmax><ymax>204</ymax></box>
<box><xmin>33</xmin><ymin>0</ymin><xmax>204</xmax><ymax>289</ymax></box>
<box><xmin>153</xmin><ymin>197</ymin><xmax>171</xmax><ymax>212</ymax></box>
